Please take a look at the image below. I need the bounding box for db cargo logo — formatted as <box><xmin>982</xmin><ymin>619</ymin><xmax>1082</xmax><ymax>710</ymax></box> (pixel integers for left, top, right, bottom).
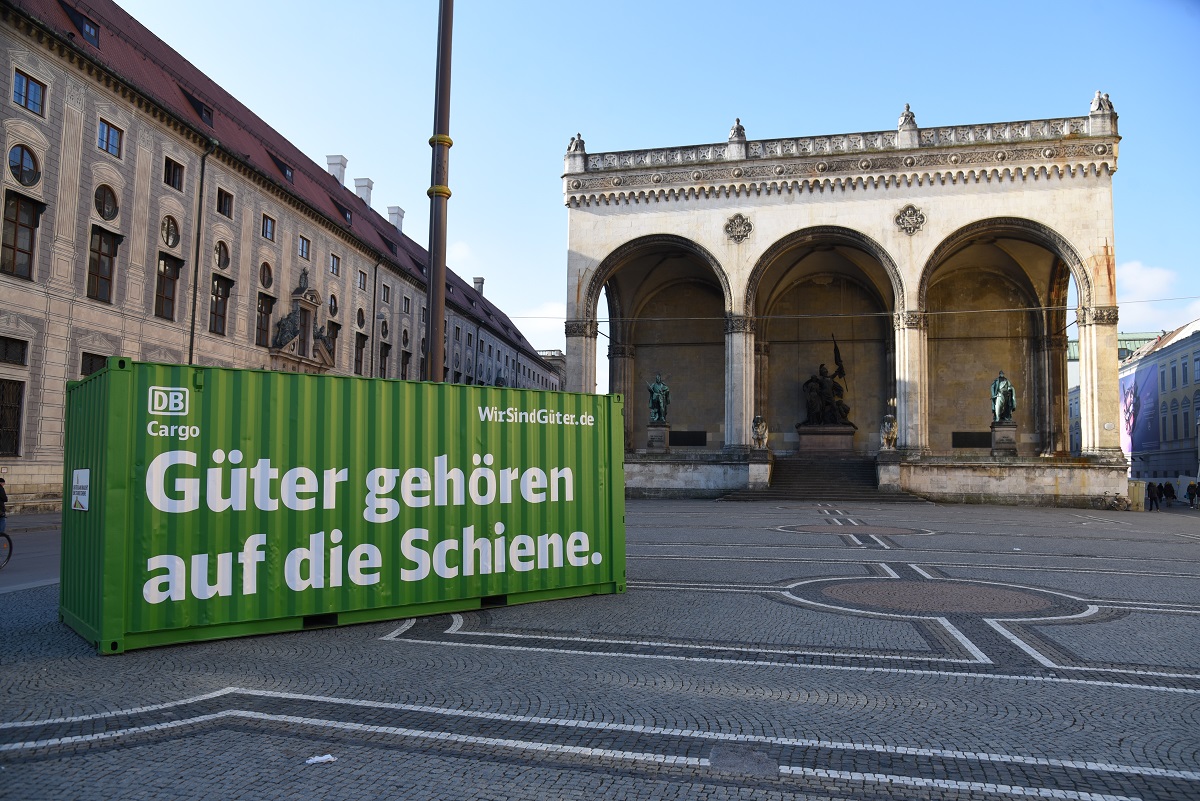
<box><xmin>149</xmin><ymin>386</ymin><xmax>189</xmax><ymax>416</ymax></box>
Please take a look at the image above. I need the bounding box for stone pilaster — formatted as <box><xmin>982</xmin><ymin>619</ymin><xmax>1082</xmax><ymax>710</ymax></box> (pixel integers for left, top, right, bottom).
<box><xmin>1077</xmin><ymin>306</ymin><xmax>1122</xmax><ymax>456</ymax></box>
<box><xmin>893</xmin><ymin>311</ymin><xmax>928</xmax><ymax>453</ymax></box>
<box><xmin>564</xmin><ymin>319</ymin><xmax>598</xmax><ymax>394</ymax></box>
<box><xmin>608</xmin><ymin>343</ymin><xmax>635</xmax><ymax>450</ymax></box>
<box><xmin>724</xmin><ymin>314</ymin><xmax>755</xmax><ymax>451</ymax></box>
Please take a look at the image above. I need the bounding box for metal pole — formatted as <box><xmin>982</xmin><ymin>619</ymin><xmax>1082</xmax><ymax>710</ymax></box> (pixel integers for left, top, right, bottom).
<box><xmin>187</xmin><ymin>138</ymin><xmax>218</xmax><ymax>365</ymax></box>
<box><xmin>424</xmin><ymin>0</ymin><xmax>453</xmax><ymax>381</ymax></box>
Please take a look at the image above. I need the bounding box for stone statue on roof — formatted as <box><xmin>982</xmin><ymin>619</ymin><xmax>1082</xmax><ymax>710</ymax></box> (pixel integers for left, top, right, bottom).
<box><xmin>898</xmin><ymin>103</ymin><xmax>916</xmax><ymax>129</ymax></box>
<box><xmin>728</xmin><ymin>117</ymin><xmax>746</xmax><ymax>141</ymax></box>
<box><xmin>1090</xmin><ymin>90</ymin><xmax>1115</xmax><ymax>113</ymax></box>
<box><xmin>568</xmin><ymin>133</ymin><xmax>585</xmax><ymax>153</ymax></box>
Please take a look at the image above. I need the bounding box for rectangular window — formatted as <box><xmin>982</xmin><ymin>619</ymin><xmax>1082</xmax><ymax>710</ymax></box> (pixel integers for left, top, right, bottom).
<box><xmin>466</xmin><ymin>332</ymin><xmax>473</xmax><ymax>348</ymax></box>
<box><xmin>422</xmin><ymin>307</ymin><xmax>427</xmax><ymax>323</ymax></box>
<box><xmin>382</xmin><ymin>284</ymin><xmax>390</xmax><ymax>303</ymax></box>
<box><xmin>329</xmin><ymin>253</ymin><xmax>341</xmax><ymax>276</ymax></box>
<box><xmin>403</xmin><ymin>296</ymin><xmax>411</xmax><ymax>314</ymax></box>
<box><xmin>154</xmin><ymin>254</ymin><xmax>182</xmax><ymax>320</ymax></box>
<box><xmin>1173</xmin><ymin>414</ymin><xmax>1179</xmax><ymax>440</ymax></box>
<box><xmin>163</xmin><ymin>157</ymin><xmax>184</xmax><ymax>190</ymax></box>
<box><xmin>1161</xmin><ymin>371</ymin><xmax>1166</xmax><ymax>392</ymax></box>
<box><xmin>216</xmin><ymin>188</ymin><xmax>233</xmax><ymax>218</ymax></box>
<box><xmin>87</xmin><ymin>227</ymin><xmax>118</xmax><ymax>302</ymax></box>
<box><xmin>208</xmin><ymin>275</ymin><xmax>233</xmax><ymax>335</ymax></box>
<box><xmin>81</xmin><ymin>352</ymin><xmax>107</xmax><ymax>376</ymax></box>
<box><xmin>0</xmin><ymin>336</ymin><xmax>28</xmax><ymax>365</ymax></box>
<box><xmin>97</xmin><ymin>119</ymin><xmax>122</xmax><ymax>157</ymax></box>
<box><xmin>261</xmin><ymin>214</ymin><xmax>275</xmax><ymax>241</ymax></box>
<box><xmin>12</xmin><ymin>69</ymin><xmax>45</xmax><ymax>116</ymax></box>
<box><xmin>379</xmin><ymin>342</ymin><xmax>391</xmax><ymax>378</ymax></box>
<box><xmin>454</xmin><ymin>325</ymin><xmax>461</xmax><ymax>342</ymax></box>
<box><xmin>1172</xmin><ymin>364</ymin><xmax>1178</xmax><ymax>389</ymax></box>
<box><xmin>401</xmin><ymin>350</ymin><xmax>412</xmax><ymax>380</ymax></box>
<box><xmin>1183</xmin><ymin>360</ymin><xmax>1189</xmax><ymax>386</ymax></box>
<box><xmin>0</xmin><ymin>378</ymin><xmax>23</xmax><ymax>456</ymax></box>
<box><xmin>1186</xmin><ymin>414</ymin><xmax>1192</xmax><ymax>440</ymax></box>
<box><xmin>255</xmin><ymin>293</ymin><xmax>275</xmax><ymax>347</ymax></box>
<box><xmin>298</xmin><ymin>236</ymin><xmax>310</xmax><ymax>260</ymax></box>
<box><xmin>2</xmin><ymin>192</ymin><xmax>40</xmax><ymax>279</ymax></box>
<box><xmin>354</xmin><ymin>333</ymin><xmax>367</xmax><ymax>375</ymax></box>
<box><xmin>357</xmin><ymin>270</ymin><xmax>367</xmax><ymax>291</ymax></box>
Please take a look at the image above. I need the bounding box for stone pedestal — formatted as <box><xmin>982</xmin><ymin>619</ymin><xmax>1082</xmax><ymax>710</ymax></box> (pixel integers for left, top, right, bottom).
<box><xmin>876</xmin><ymin>449</ymin><xmax>902</xmax><ymax>492</ymax></box>
<box><xmin>991</xmin><ymin>421</ymin><xmax>1018</xmax><ymax>457</ymax></box>
<box><xmin>647</xmin><ymin>422</ymin><xmax>670</xmax><ymax>453</ymax></box>
<box><xmin>793</xmin><ymin>424</ymin><xmax>856</xmax><ymax>452</ymax></box>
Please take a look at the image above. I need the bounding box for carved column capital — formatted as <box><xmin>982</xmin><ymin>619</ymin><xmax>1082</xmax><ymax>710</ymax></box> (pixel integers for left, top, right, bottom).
<box><xmin>724</xmin><ymin>314</ymin><xmax>757</xmax><ymax>335</ymax></box>
<box><xmin>1079</xmin><ymin>305</ymin><xmax>1119</xmax><ymax>326</ymax></box>
<box><xmin>608</xmin><ymin>343</ymin><xmax>635</xmax><ymax>359</ymax></box>
<box><xmin>894</xmin><ymin>311</ymin><xmax>927</xmax><ymax>330</ymax></box>
<box><xmin>564</xmin><ymin>319</ymin><xmax>598</xmax><ymax>338</ymax></box>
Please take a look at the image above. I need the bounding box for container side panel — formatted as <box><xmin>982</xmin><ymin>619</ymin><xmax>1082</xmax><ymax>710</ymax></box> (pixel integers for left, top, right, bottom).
<box><xmin>89</xmin><ymin>364</ymin><xmax>625</xmax><ymax>649</ymax></box>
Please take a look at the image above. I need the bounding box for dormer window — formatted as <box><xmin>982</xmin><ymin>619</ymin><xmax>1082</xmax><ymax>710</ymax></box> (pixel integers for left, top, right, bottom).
<box><xmin>268</xmin><ymin>153</ymin><xmax>294</xmax><ymax>183</ymax></box>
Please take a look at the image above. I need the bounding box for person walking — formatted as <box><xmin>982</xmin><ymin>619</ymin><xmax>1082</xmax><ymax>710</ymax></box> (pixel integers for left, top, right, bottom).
<box><xmin>0</xmin><ymin>477</ymin><xmax>6</xmax><ymax>533</ymax></box>
<box><xmin>1164</xmin><ymin>482</ymin><xmax>1177</xmax><ymax>507</ymax></box>
<box><xmin>1146</xmin><ymin>481</ymin><xmax>1160</xmax><ymax>512</ymax></box>
<box><xmin>1187</xmin><ymin>482</ymin><xmax>1197</xmax><ymax>509</ymax></box>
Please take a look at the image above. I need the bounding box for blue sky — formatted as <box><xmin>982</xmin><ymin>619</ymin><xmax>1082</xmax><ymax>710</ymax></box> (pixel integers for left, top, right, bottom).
<box><xmin>116</xmin><ymin>0</ymin><xmax>1200</xmax><ymax>352</ymax></box>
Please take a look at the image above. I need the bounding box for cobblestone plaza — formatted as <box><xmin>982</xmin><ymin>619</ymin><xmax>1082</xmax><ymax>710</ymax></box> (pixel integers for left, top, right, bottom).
<box><xmin>2</xmin><ymin>500</ymin><xmax>1198</xmax><ymax>800</ymax></box>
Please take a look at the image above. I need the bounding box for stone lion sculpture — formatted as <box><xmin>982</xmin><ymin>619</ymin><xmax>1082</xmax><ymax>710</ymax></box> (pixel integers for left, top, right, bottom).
<box><xmin>880</xmin><ymin>414</ymin><xmax>898</xmax><ymax>450</ymax></box>
<box><xmin>751</xmin><ymin>415</ymin><xmax>768</xmax><ymax>450</ymax></box>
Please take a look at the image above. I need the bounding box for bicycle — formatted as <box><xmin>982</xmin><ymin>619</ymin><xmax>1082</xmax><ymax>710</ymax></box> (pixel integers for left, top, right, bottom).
<box><xmin>1092</xmin><ymin>492</ymin><xmax>1130</xmax><ymax>512</ymax></box>
<box><xmin>0</xmin><ymin>532</ymin><xmax>10</xmax><ymax>569</ymax></box>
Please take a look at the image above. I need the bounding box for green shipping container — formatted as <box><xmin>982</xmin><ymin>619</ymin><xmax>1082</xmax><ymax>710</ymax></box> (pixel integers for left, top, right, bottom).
<box><xmin>61</xmin><ymin>359</ymin><xmax>625</xmax><ymax>654</ymax></box>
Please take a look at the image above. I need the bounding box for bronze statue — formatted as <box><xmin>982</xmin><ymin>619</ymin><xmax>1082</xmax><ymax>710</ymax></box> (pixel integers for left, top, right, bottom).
<box><xmin>647</xmin><ymin>373</ymin><xmax>670</xmax><ymax>422</ymax></box>
<box><xmin>799</xmin><ymin>337</ymin><xmax>856</xmax><ymax>429</ymax></box>
<box><xmin>991</xmin><ymin>371</ymin><xmax>1016</xmax><ymax>422</ymax></box>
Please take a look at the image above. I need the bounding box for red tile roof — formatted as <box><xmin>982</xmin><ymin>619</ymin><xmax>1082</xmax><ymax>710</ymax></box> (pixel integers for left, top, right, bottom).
<box><xmin>9</xmin><ymin>0</ymin><xmax>540</xmax><ymax>356</ymax></box>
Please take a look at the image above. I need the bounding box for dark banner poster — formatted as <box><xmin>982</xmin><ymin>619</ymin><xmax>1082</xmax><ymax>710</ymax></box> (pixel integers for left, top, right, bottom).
<box><xmin>1120</xmin><ymin>364</ymin><xmax>1159</xmax><ymax>454</ymax></box>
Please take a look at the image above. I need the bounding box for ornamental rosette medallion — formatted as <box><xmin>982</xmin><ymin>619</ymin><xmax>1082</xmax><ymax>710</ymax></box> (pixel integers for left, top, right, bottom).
<box><xmin>894</xmin><ymin>204</ymin><xmax>926</xmax><ymax>236</ymax></box>
<box><xmin>725</xmin><ymin>213</ymin><xmax>753</xmax><ymax>243</ymax></box>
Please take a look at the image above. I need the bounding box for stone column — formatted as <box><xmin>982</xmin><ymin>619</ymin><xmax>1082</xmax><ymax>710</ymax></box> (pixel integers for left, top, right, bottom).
<box><xmin>608</xmin><ymin>343</ymin><xmax>635</xmax><ymax>451</ymax></box>
<box><xmin>893</xmin><ymin>311</ymin><xmax>928</xmax><ymax>453</ymax></box>
<box><xmin>1038</xmin><ymin>333</ymin><xmax>1069</xmax><ymax>455</ymax></box>
<box><xmin>564</xmin><ymin>319</ymin><xmax>598</xmax><ymax>394</ymax></box>
<box><xmin>724</xmin><ymin>314</ymin><xmax>756</xmax><ymax>452</ymax></box>
<box><xmin>51</xmin><ymin>79</ymin><xmax>87</xmax><ymax>291</ymax></box>
<box><xmin>754</xmin><ymin>341</ymin><xmax>770</xmax><ymax>426</ymax></box>
<box><xmin>1077</xmin><ymin>306</ymin><xmax>1123</xmax><ymax>456</ymax></box>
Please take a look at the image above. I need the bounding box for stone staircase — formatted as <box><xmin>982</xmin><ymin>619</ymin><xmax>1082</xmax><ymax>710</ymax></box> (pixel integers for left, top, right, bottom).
<box><xmin>720</xmin><ymin>455</ymin><xmax>927</xmax><ymax>502</ymax></box>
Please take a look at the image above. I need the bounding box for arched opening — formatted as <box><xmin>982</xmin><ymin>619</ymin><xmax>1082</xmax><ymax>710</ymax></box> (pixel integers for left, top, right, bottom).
<box><xmin>920</xmin><ymin>219</ymin><xmax>1088</xmax><ymax>457</ymax></box>
<box><xmin>748</xmin><ymin>228</ymin><xmax>900</xmax><ymax>453</ymax></box>
<box><xmin>584</xmin><ymin>235</ymin><xmax>730</xmax><ymax>452</ymax></box>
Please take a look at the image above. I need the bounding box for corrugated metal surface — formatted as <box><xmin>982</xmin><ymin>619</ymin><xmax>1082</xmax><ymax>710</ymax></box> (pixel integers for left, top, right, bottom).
<box><xmin>61</xmin><ymin>361</ymin><xmax>624</xmax><ymax>653</ymax></box>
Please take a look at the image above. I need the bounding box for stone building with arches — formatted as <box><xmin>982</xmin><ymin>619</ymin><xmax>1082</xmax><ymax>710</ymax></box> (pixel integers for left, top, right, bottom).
<box><xmin>562</xmin><ymin>97</ymin><xmax>1126</xmax><ymax>503</ymax></box>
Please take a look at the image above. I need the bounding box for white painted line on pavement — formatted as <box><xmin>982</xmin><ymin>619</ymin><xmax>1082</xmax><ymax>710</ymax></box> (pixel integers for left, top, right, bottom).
<box><xmin>937</xmin><ymin>617</ymin><xmax>992</xmax><ymax>664</ymax></box>
<box><xmin>379</xmin><ymin>619</ymin><xmax>415</xmax><ymax>640</ymax></box>
<box><xmin>869</xmin><ymin>534</ymin><xmax>891</xmax><ymax>549</ymax></box>
<box><xmin>846</xmin><ymin>534</ymin><xmax>863</xmax><ymax>546</ymax></box>
<box><xmin>909</xmin><ymin>563</ymin><xmax>937</xmax><ymax>579</ymax></box>
<box><xmin>777</xmin><ymin>766</ymin><xmax>1142</xmax><ymax>801</ymax></box>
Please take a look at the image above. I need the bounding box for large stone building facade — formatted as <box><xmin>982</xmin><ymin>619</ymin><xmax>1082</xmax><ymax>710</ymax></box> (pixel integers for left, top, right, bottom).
<box><xmin>1</xmin><ymin>0</ymin><xmax>559</xmax><ymax>509</ymax></box>
<box><xmin>563</xmin><ymin>99</ymin><xmax>1126</xmax><ymax>503</ymax></box>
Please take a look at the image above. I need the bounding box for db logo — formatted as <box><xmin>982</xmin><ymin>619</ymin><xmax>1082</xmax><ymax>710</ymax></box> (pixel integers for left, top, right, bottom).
<box><xmin>149</xmin><ymin>386</ymin><xmax>189</xmax><ymax>416</ymax></box>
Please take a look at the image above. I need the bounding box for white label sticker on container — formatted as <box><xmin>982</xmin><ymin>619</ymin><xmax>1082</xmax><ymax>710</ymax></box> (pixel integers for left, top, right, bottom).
<box><xmin>71</xmin><ymin>469</ymin><xmax>90</xmax><ymax>512</ymax></box>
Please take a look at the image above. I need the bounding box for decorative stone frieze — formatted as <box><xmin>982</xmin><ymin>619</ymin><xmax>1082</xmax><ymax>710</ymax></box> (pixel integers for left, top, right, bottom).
<box><xmin>608</xmin><ymin>343</ymin><xmax>635</xmax><ymax>359</ymax></box>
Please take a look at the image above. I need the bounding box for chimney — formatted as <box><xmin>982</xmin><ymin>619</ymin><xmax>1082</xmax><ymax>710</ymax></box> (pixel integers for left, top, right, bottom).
<box><xmin>326</xmin><ymin>155</ymin><xmax>347</xmax><ymax>185</ymax></box>
<box><xmin>354</xmin><ymin>177</ymin><xmax>373</xmax><ymax>206</ymax></box>
<box><xmin>473</xmin><ymin>276</ymin><xmax>485</xmax><ymax>296</ymax></box>
<box><xmin>388</xmin><ymin>206</ymin><xmax>405</xmax><ymax>235</ymax></box>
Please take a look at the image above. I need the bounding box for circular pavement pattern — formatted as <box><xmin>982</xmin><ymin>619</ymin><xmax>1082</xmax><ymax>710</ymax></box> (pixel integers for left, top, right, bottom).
<box><xmin>821</xmin><ymin>580</ymin><xmax>1056</xmax><ymax>614</ymax></box>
